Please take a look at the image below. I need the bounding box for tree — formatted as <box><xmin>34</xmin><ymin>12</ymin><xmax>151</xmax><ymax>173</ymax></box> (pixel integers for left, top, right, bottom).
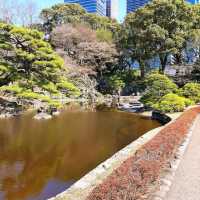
<box><xmin>140</xmin><ymin>73</ymin><xmax>178</xmax><ymax>106</ymax></box>
<box><xmin>40</xmin><ymin>3</ymin><xmax>87</xmax><ymax>32</ymax></box>
<box><xmin>16</xmin><ymin>0</ymin><xmax>38</xmax><ymax>26</ymax></box>
<box><xmin>107</xmin><ymin>75</ymin><xmax>125</xmax><ymax>95</ymax></box>
<box><xmin>187</xmin><ymin>4</ymin><xmax>200</xmax><ymax>59</ymax></box>
<box><xmin>82</xmin><ymin>13</ymin><xmax>120</xmax><ymax>33</ymax></box>
<box><xmin>191</xmin><ymin>59</ymin><xmax>200</xmax><ymax>81</ymax></box>
<box><xmin>96</xmin><ymin>29</ymin><xmax>113</xmax><ymax>43</ymax></box>
<box><xmin>181</xmin><ymin>82</ymin><xmax>200</xmax><ymax>103</ymax></box>
<box><xmin>120</xmin><ymin>0</ymin><xmax>196</xmax><ymax>76</ymax></box>
<box><xmin>51</xmin><ymin>24</ymin><xmax>119</xmax><ymax>76</ymax></box>
<box><xmin>153</xmin><ymin>93</ymin><xmax>193</xmax><ymax>113</ymax></box>
<box><xmin>0</xmin><ymin>0</ymin><xmax>15</xmax><ymax>23</ymax></box>
<box><xmin>0</xmin><ymin>22</ymin><xmax>79</xmax><ymax>105</ymax></box>
<box><xmin>40</xmin><ymin>3</ymin><xmax>120</xmax><ymax>34</ymax></box>
<box><xmin>119</xmin><ymin>12</ymin><xmax>155</xmax><ymax>78</ymax></box>
<box><xmin>0</xmin><ymin>0</ymin><xmax>38</xmax><ymax>26</ymax></box>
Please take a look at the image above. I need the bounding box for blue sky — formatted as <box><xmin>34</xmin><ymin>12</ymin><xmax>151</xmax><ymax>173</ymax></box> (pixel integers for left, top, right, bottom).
<box><xmin>118</xmin><ymin>0</ymin><xmax>126</xmax><ymax>22</ymax></box>
<box><xmin>34</xmin><ymin>0</ymin><xmax>126</xmax><ymax>22</ymax></box>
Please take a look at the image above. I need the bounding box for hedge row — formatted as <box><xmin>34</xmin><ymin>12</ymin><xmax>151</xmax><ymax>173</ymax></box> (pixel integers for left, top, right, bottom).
<box><xmin>87</xmin><ymin>107</ymin><xmax>200</xmax><ymax>200</ymax></box>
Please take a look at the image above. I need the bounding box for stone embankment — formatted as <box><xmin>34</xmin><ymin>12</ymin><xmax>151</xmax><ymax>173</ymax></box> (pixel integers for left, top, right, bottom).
<box><xmin>0</xmin><ymin>95</ymin><xmax>140</xmax><ymax>119</ymax></box>
<box><xmin>0</xmin><ymin>97</ymin><xmax>23</xmax><ymax>118</ymax></box>
<box><xmin>49</xmin><ymin>106</ymin><xmax>200</xmax><ymax>200</ymax></box>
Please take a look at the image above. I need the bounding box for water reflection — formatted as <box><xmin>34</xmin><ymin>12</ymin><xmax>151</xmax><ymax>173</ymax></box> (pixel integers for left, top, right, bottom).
<box><xmin>0</xmin><ymin>105</ymin><xmax>160</xmax><ymax>200</ymax></box>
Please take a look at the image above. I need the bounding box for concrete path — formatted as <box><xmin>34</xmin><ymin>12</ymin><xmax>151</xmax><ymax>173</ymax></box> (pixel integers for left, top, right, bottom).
<box><xmin>165</xmin><ymin>115</ymin><xmax>200</xmax><ymax>200</ymax></box>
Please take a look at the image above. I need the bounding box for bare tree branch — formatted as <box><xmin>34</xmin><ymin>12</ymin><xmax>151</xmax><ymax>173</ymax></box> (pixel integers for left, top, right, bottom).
<box><xmin>0</xmin><ymin>0</ymin><xmax>38</xmax><ymax>26</ymax></box>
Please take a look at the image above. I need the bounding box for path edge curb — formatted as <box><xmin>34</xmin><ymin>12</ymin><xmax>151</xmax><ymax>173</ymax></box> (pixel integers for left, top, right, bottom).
<box><xmin>152</xmin><ymin>114</ymin><xmax>200</xmax><ymax>200</ymax></box>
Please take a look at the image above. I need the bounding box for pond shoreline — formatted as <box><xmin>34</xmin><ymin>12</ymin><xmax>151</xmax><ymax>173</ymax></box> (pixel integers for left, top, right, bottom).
<box><xmin>49</xmin><ymin>108</ymin><xmax>192</xmax><ymax>200</ymax></box>
<box><xmin>0</xmin><ymin>95</ymin><xmax>182</xmax><ymax>123</ymax></box>
<box><xmin>48</xmin><ymin>120</ymin><xmax>166</xmax><ymax>200</ymax></box>
<box><xmin>0</xmin><ymin>104</ymin><xmax>160</xmax><ymax>200</ymax></box>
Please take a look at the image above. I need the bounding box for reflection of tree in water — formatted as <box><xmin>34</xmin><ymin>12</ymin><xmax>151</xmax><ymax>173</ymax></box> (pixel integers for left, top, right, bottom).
<box><xmin>0</xmin><ymin>145</ymin><xmax>61</xmax><ymax>199</ymax></box>
<box><xmin>0</xmin><ymin>133</ymin><xmax>97</xmax><ymax>198</ymax></box>
<box><xmin>0</xmin><ymin>135</ymin><xmax>88</xmax><ymax>200</ymax></box>
<box><xmin>0</xmin><ymin>109</ymin><xmax>160</xmax><ymax>200</ymax></box>
<box><xmin>0</xmin><ymin>121</ymin><xmax>80</xmax><ymax>200</ymax></box>
<box><xmin>115</xmin><ymin>116</ymin><xmax>159</xmax><ymax>150</ymax></box>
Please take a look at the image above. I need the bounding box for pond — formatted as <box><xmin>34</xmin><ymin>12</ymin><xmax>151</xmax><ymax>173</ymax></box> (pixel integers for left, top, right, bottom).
<box><xmin>0</xmin><ymin>104</ymin><xmax>160</xmax><ymax>200</ymax></box>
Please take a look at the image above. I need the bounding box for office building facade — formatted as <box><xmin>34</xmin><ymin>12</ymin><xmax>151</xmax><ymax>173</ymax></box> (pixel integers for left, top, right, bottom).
<box><xmin>64</xmin><ymin>0</ymin><xmax>107</xmax><ymax>16</ymax></box>
<box><xmin>187</xmin><ymin>0</ymin><xmax>200</xmax><ymax>3</ymax></box>
<box><xmin>127</xmin><ymin>0</ymin><xmax>199</xmax><ymax>13</ymax></box>
<box><xmin>106</xmin><ymin>0</ymin><xmax>118</xmax><ymax>19</ymax></box>
<box><xmin>127</xmin><ymin>0</ymin><xmax>149</xmax><ymax>13</ymax></box>
<box><xmin>106</xmin><ymin>0</ymin><xmax>111</xmax><ymax>17</ymax></box>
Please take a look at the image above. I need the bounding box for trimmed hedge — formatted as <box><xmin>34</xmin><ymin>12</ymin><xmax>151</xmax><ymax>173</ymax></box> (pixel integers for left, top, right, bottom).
<box><xmin>153</xmin><ymin>93</ymin><xmax>194</xmax><ymax>113</ymax></box>
<box><xmin>181</xmin><ymin>83</ymin><xmax>200</xmax><ymax>103</ymax></box>
<box><xmin>140</xmin><ymin>73</ymin><xmax>178</xmax><ymax>107</ymax></box>
<box><xmin>87</xmin><ymin>107</ymin><xmax>200</xmax><ymax>200</ymax></box>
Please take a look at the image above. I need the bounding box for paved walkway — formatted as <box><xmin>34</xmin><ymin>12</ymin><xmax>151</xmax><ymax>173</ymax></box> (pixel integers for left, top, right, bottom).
<box><xmin>165</xmin><ymin>115</ymin><xmax>200</xmax><ymax>200</ymax></box>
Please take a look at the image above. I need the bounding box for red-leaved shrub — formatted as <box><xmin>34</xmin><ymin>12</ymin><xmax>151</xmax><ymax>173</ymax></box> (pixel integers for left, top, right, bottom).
<box><xmin>87</xmin><ymin>107</ymin><xmax>200</xmax><ymax>200</ymax></box>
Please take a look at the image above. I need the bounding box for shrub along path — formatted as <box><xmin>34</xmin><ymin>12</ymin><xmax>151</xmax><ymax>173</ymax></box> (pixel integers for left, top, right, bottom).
<box><xmin>86</xmin><ymin>107</ymin><xmax>200</xmax><ymax>200</ymax></box>
<box><xmin>165</xmin><ymin>115</ymin><xmax>200</xmax><ymax>200</ymax></box>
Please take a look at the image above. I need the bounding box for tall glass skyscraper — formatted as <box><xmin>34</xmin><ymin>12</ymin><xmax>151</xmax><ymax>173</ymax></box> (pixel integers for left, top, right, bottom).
<box><xmin>106</xmin><ymin>0</ymin><xmax>119</xmax><ymax>19</ymax></box>
<box><xmin>64</xmin><ymin>0</ymin><xmax>107</xmax><ymax>16</ymax></box>
<box><xmin>127</xmin><ymin>0</ymin><xmax>199</xmax><ymax>13</ymax></box>
<box><xmin>106</xmin><ymin>0</ymin><xmax>111</xmax><ymax>17</ymax></box>
<box><xmin>127</xmin><ymin>0</ymin><xmax>149</xmax><ymax>13</ymax></box>
<box><xmin>187</xmin><ymin>0</ymin><xmax>200</xmax><ymax>3</ymax></box>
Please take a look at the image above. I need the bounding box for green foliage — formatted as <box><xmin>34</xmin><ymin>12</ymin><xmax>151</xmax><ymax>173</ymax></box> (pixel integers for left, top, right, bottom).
<box><xmin>107</xmin><ymin>75</ymin><xmax>125</xmax><ymax>94</ymax></box>
<box><xmin>191</xmin><ymin>59</ymin><xmax>200</xmax><ymax>82</ymax></box>
<box><xmin>83</xmin><ymin>13</ymin><xmax>120</xmax><ymax>33</ymax></box>
<box><xmin>140</xmin><ymin>73</ymin><xmax>178</xmax><ymax>106</ymax></box>
<box><xmin>40</xmin><ymin>3</ymin><xmax>87</xmax><ymax>32</ymax></box>
<box><xmin>40</xmin><ymin>3</ymin><xmax>119</xmax><ymax>34</ymax></box>
<box><xmin>0</xmin><ymin>22</ymin><xmax>79</xmax><ymax>105</ymax></box>
<box><xmin>0</xmin><ymin>84</ymin><xmax>23</xmax><ymax>94</ymax></box>
<box><xmin>153</xmin><ymin>93</ymin><xmax>194</xmax><ymax>113</ymax></box>
<box><xmin>56</xmin><ymin>79</ymin><xmax>80</xmax><ymax>96</ymax></box>
<box><xmin>0</xmin><ymin>84</ymin><xmax>62</xmax><ymax>108</ymax></box>
<box><xmin>117</xmin><ymin>69</ymin><xmax>144</xmax><ymax>95</ymax></box>
<box><xmin>96</xmin><ymin>29</ymin><xmax>113</xmax><ymax>43</ymax></box>
<box><xmin>0</xmin><ymin>23</ymin><xmax>62</xmax><ymax>85</ymax></box>
<box><xmin>17</xmin><ymin>91</ymin><xmax>51</xmax><ymax>102</ymax></box>
<box><xmin>181</xmin><ymin>82</ymin><xmax>200</xmax><ymax>103</ymax></box>
<box><xmin>119</xmin><ymin>0</ymin><xmax>197</xmax><ymax>76</ymax></box>
<box><xmin>41</xmin><ymin>82</ymin><xmax>60</xmax><ymax>94</ymax></box>
<box><xmin>184</xmin><ymin>98</ymin><xmax>195</xmax><ymax>107</ymax></box>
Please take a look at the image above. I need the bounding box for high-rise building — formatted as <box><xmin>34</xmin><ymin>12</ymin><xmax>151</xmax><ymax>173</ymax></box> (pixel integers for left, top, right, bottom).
<box><xmin>106</xmin><ymin>0</ymin><xmax>119</xmax><ymax>19</ymax></box>
<box><xmin>64</xmin><ymin>0</ymin><xmax>107</xmax><ymax>16</ymax></box>
<box><xmin>127</xmin><ymin>0</ymin><xmax>199</xmax><ymax>13</ymax></box>
<box><xmin>187</xmin><ymin>0</ymin><xmax>200</xmax><ymax>3</ymax></box>
<box><xmin>127</xmin><ymin>0</ymin><xmax>149</xmax><ymax>13</ymax></box>
<box><xmin>106</xmin><ymin>0</ymin><xmax>111</xmax><ymax>17</ymax></box>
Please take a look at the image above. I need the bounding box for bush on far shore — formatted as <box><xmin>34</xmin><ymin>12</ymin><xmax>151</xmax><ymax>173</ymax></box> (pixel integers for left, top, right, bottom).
<box><xmin>140</xmin><ymin>73</ymin><xmax>198</xmax><ymax>113</ymax></box>
<box><xmin>153</xmin><ymin>93</ymin><xmax>194</xmax><ymax>113</ymax></box>
<box><xmin>181</xmin><ymin>83</ymin><xmax>200</xmax><ymax>103</ymax></box>
<box><xmin>140</xmin><ymin>73</ymin><xmax>178</xmax><ymax>106</ymax></box>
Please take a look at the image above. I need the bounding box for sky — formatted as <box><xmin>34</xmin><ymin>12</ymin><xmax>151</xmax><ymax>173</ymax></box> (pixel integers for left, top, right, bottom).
<box><xmin>118</xmin><ymin>0</ymin><xmax>126</xmax><ymax>22</ymax></box>
<box><xmin>33</xmin><ymin>0</ymin><xmax>126</xmax><ymax>22</ymax></box>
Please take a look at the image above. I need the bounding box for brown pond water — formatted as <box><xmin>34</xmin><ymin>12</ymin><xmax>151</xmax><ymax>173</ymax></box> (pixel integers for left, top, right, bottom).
<box><xmin>0</xmin><ymin>104</ymin><xmax>160</xmax><ymax>200</ymax></box>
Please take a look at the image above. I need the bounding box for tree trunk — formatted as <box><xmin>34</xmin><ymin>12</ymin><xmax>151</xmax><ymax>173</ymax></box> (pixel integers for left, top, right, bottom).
<box><xmin>174</xmin><ymin>53</ymin><xmax>182</xmax><ymax>65</ymax></box>
<box><xmin>159</xmin><ymin>54</ymin><xmax>168</xmax><ymax>73</ymax></box>
<box><xmin>0</xmin><ymin>74</ymin><xmax>12</xmax><ymax>87</ymax></box>
<box><xmin>139</xmin><ymin>59</ymin><xmax>145</xmax><ymax>79</ymax></box>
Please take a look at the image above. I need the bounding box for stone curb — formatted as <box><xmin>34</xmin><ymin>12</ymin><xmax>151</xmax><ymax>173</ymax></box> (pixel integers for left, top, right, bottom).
<box><xmin>49</xmin><ymin>112</ymin><xmax>183</xmax><ymax>200</ymax></box>
<box><xmin>49</xmin><ymin>126</ymin><xmax>167</xmax><ymax>200</ymax></box>
<box><xmin>152</xmin><ymin>114</ymin><xmax>200</xmax><ymax>200</ymax></box>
